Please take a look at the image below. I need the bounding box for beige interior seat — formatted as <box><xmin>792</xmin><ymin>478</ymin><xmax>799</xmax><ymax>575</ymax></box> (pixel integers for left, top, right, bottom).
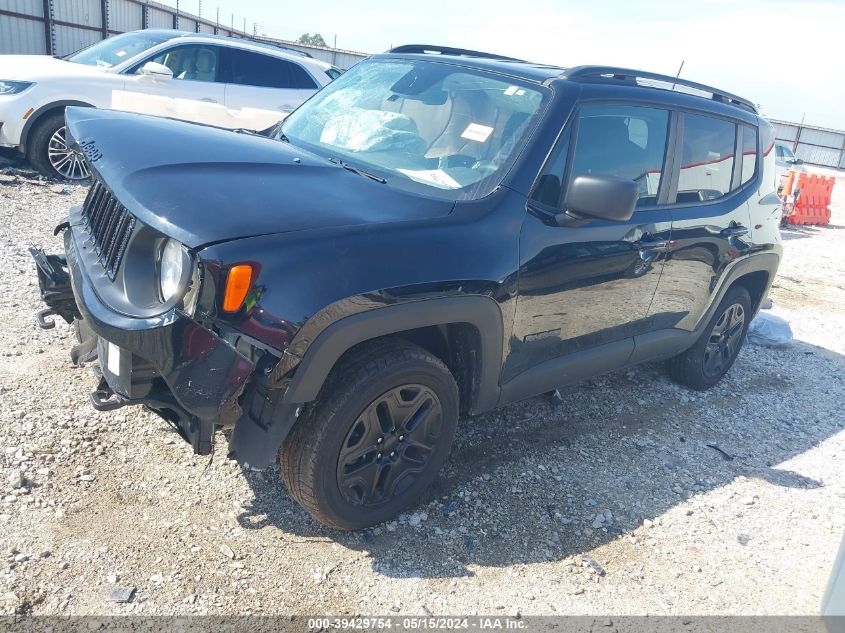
<box><xmin>381</xmin><ymin>88</ymin><xmax>500</xmax><ymax>160</ymax></box>
<box><xmin>425</xmin><ymin>89</ymin><xmax>498</xmax><ymax>159</ymax></box>
<box><xmin>179</xmin><ymin>49</ymin><xmax>216</xmax><ymax>82</ymax></box>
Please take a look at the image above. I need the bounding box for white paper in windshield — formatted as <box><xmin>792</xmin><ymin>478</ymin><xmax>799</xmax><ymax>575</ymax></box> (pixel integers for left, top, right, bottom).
<box><xmin>397</xmin><ymin>169</ymin><xmax>461</xmax><ymax>190</ymax></box>
<box><xmin>461</xmin><ymin>123</ymin><xmax>494</xmax><ymax>143</ymax></box>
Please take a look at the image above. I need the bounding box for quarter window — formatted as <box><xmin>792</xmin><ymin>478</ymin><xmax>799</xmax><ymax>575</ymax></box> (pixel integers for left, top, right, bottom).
<box><xmin>223</xmin><ymin>49</ymin><xmax>318</xmax><ymax>89</ymax></box>
<box><xmin>141</xmin><ymin>45</ymin><xmax>220</xmax><ymax>82</ymax></box>
<box><xmin>569</xmin><ymin>105</ymin><xmax>670</xmax><ymax>209</ymax></box>
<box><xmin>531</xmin><ymin>131</ymin><xmax>571</xmax><ymax>207</ymax></box>
<box><xmin>740</xmin><ymin>125</ymin><xmax>757</xmax><ymax>185</ymax></box>
<box><xmin>678</xmin><ymin>113</ymin><xmax>736</xmax><ymax>202</ymax></box>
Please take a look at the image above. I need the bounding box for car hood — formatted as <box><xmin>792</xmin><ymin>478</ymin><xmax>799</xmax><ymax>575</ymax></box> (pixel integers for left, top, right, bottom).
<box><xmin>0</xmin><ymin>55</ymin><xmax>107</xmax><ymax>80</ymax></box>
<box><xmin>65</xmin><ymin>107</ymin><xmax>455</xmax><ymax>249</ymax></box>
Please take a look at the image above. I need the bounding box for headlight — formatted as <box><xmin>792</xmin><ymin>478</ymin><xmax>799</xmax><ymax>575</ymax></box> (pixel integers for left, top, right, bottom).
<box><xmin>0</xmin><ymin>81</ymin><xmax>34</xmax><ymax>95</ymax></box>
<box><xmin>158</xmin><ymin>238</ymin><xmax>186</xmax><ymax>302</ymax></box>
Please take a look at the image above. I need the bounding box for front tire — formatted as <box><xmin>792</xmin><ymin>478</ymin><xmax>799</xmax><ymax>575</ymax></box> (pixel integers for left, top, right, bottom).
<box><xmin>666</xmin><ymin>285</ymin><xmax>752</xmax><ymax>390</ymax></box>
<box><xmin>280</xmin><ymin>340</ymin><xmax>459</xmax><ymax>530</ymax></box>
<box><xmin>26</xmin><ymin>112</ymin><xmax>90</xmax><ymax>180</ymax></box>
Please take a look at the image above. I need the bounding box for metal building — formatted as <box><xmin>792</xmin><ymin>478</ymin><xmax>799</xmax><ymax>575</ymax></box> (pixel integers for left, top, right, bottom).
<box><xmin>0</xmin><ymin>0</ymin><xmax>368</xmax><ymax>69</ymax></box>
<box><xmin>771</xmin><ymin>119</ymin><xmax>845</xmax><ymax>171</ymax></box>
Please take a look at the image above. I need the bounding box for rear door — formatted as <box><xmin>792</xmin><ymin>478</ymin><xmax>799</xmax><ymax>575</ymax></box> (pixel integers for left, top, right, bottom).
<box><xmin>508</xmin><ymin>102</ymin><xmax>674</xmax><ymax>380</ymax></box>
<box><xmin>648</xmin><ymin>111</ymin><xmax>754</xmax><ymax>335</ymax></box>
<box><xmin>221</xmin><ymin>48</ymin><xmax>320</xmax><ymax>131</ymax></box>
<box><xmin>119</xmin><ymin>44</ymin><xmax>229</xmax><ymax>127</ymax></box>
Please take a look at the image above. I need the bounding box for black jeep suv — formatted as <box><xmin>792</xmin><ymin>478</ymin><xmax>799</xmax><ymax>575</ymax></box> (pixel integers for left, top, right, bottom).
<box><xmin>31</xmin><ymin>45</ymin><xmax>782</xmax><ymax>529</ymax></box>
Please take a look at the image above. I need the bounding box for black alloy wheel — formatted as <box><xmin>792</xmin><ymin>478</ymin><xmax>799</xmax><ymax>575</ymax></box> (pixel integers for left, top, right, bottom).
<box><xmin>666</xmin><ymin>285</ymin><xmax>752</xmax><ymax>391</ymax></box>
<box><xmin>702</xmin><ymin>302</ymin><xmax>746</xmax><ymax>378</ymax></box>
<box><xmin>280</xmin><ymin>340</ymin><xmax>459</xmax><ymax>530</ymax></box>
<box><xmin>336</xmin><ymin>384</ymin><xmax>444</xmax><ymax>507</ymax></box>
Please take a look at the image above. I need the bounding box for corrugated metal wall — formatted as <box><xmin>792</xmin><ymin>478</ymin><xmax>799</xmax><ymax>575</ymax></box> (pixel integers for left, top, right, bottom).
<box><xmin>0</xmin><ymin>0</ymin><xmax>368</xmax><ymax>68</ymax></box>
<box><xmin>772</xmin><ymin>119</ymin><xmax>845</xmax><ymax>170</ymax></box>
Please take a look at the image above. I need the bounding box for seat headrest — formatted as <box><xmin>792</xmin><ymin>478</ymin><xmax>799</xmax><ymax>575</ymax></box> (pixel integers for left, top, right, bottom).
<box><xmin>195</xmin><ymin>49</ymin><xmax>215</xmax><ymax>74</ymax></box>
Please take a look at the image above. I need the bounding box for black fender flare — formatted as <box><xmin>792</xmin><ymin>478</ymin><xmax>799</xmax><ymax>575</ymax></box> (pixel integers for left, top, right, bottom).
<box><xmin>280</xmin><ymin>295</ymin><xmax>505</xmax><ymax>412</ymax></box>
<box><xmin>700</xmin><ymin>250</ymin><xmax>781</xmax><ymax>329</ymax></box>
<box><xmin>21</xmin><ymin>100</ymin><xmax>94</xmax><ymax>152</ymax></box>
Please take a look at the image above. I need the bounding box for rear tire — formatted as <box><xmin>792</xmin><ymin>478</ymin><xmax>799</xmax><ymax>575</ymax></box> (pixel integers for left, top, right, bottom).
<box><xmin>666</xmin><ymin>285</ymin><xmax>751</xmax><ymax>391</ymax></box>
<box><xmin>280</xmin><ymin>340</ymin><xmax>459</xmax><ymax>530</ymax></box>
<box><xmin>26</xmin><ymin>111</ymin><xmax>90</xmax><ymax>180</ymax></box>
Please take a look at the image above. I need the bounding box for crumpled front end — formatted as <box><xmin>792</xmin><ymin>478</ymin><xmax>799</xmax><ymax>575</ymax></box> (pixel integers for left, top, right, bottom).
<box><xmin>31</xmin><ymin>214</ymin><xmax>255</xmax><ymax>455</ymax></box>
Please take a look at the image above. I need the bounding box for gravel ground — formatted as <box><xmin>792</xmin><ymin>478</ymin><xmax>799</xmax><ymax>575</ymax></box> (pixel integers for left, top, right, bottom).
<box><xmin>1</xmin><ymin>153</ymin><xmax>843</xmax><ymax>617</ymax></box>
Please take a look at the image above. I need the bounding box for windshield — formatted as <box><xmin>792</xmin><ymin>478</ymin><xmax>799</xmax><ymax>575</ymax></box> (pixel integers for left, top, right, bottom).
<box><xmin>67</xmin><ymin>32</ymin><xmax>176</xmax><ymax>68</ymax></box>
<box><xmin>280</xmin><ymin>58</ymin><xmax>547</xmax><ymax>200</ymax></box>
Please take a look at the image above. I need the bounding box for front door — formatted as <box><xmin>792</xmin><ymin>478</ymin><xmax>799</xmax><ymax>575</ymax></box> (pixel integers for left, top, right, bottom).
<box><xmin>507</xmin><ymin>103</ymin><xmax>674</xmax><ymax>381</ymax></box>
<box><xmin>118</xmin><ymin>44</ymin><xmax>229</xmax><ymax>128</ymax></box>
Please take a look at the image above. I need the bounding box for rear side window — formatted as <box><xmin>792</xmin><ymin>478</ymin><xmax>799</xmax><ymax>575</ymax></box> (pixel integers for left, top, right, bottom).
<box><xmin>740</xmin><ymin>125</ymin><xmax>757</xmax><ymax>185</ymax></box>
<box><xmin>325</xmin><ymin>67</ymin><xmax>343</xmax><ymax>80</ymax></box>
<box><xmin>569</xmin><ymin>104</ymin><xmax>670</xmax><ymax>208</ymax></box>
<box><xmin>678</xmin><ymin>113</ymin><xmax>736</xmax><ymax>202</ymax></box>
<box><xmin>223</xmin><ymin>48</ymin><xmax>318</xmax><ymax>89</ymax></box>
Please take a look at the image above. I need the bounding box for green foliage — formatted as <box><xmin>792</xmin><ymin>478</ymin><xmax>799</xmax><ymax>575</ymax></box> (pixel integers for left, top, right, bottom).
<box><xmin>297</xmin><ymin>33</ymin><xmax>328</xmax><ymax>47</ymax></box>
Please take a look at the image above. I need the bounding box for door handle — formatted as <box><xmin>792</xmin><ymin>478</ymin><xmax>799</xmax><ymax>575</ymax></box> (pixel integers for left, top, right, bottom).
<box><xmin>277</xmin><ymin>105</ymin><xmax>294</xmax><ymax>111</ymax></box>
<box><xmin>200</xmin><ymin>97</ymin><xmax>218</xmax><ymax>103</ymax></box>
<box><xmin>633</xmin><ymin>239</ymin><xmax>672</xmax><ymax>252</ymax></box>
<box><xmin>720</xmin><ymin>226</ymin><xmax>748</xmax><ymax>237</ymax></box>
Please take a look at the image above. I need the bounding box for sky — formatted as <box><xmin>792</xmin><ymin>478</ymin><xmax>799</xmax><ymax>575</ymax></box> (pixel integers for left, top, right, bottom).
<box><xmin>164</xmin><ymin>0</ymin><xmax>845</xmax><ymax>130</ymax></box>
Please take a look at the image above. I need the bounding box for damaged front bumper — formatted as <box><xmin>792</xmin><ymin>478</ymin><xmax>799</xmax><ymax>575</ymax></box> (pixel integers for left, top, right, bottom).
<box><xmin>30</xmin><ymin>227</ymin><xmax>255</xmax><ymax>455</ymax></box>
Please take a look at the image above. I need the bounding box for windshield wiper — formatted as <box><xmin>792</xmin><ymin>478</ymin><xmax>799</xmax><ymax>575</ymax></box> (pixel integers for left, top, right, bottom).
<box><xmin>328</xmin><ymin>157</ymin><xmax>386</xmax><ymax>184</ymax></box>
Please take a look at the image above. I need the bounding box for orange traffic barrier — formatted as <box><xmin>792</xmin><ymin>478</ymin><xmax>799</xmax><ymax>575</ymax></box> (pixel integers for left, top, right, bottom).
<box><xmin>788</xmin><ymin>171</ymin><xmax>835</xmax><ymax>226</ymax></box>
<box><xmin>780</xmin><ymin>170</ymin><xmax>797</xmax><ymax>197</ymax></box>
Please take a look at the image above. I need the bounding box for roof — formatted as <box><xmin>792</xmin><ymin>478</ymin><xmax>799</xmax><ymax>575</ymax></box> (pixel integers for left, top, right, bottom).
<box><xmin>139</xmin><ymin>29</ymin><xmax>330</xmax><ymax>67</ymax></box>
<box><xmin>375</xmin><ymin>52</ymin><xmax>566</xmax><ymax>83</ymax></box>
<box><xmin>382</xmin><ymin>45</ymin><xmax>756</xmax><ymax>113</ymax></box>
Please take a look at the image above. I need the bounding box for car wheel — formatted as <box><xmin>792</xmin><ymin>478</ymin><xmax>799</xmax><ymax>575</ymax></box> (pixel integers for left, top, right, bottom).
<box><xmin>280</xmin><ymin>340</ymin><xmax>459</xmax><ymax>530</ymax></box>
<box><xmin>26</xmin><ymin>112</ymin><xmax>90</xmax><ymax>180</ymax></box>
<box><xmin>666</xmin><ymin>285</ymin><xmax>751</xmax><ymax>391</ymax></box>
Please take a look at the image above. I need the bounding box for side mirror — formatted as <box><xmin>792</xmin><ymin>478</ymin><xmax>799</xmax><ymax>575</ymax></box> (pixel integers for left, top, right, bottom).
<box><xmin>139</xmin><ymin>61</ymin><xmax>173</xmax><ymax>81</ymax></box>
<box><xmin>791</xmin><ymin>157</ymin><xmax>804</xmax><ymax>165</ymax></box>
<box><xmin>562</xmin><ymin>175</ymin><xmax>639</xmax><ymax>223</ymax></box>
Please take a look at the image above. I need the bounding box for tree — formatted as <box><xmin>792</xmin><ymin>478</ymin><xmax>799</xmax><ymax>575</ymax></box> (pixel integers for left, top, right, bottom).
<box><xmin>297</xmin><ymin>33</ymin><xmax>328</xmax><ymax>47</ymax></box>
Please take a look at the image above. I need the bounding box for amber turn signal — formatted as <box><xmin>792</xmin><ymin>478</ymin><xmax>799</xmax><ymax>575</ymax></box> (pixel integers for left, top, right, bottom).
<box><xmin>222</xmin><ymin>264</ymin><xmax>253</xmax><ymax>312</ymax></box>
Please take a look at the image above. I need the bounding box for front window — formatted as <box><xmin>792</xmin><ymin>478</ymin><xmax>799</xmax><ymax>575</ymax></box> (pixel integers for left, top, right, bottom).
<box><xmin>280</xmin><ymin>59</ymin><xmax>548</xmax><ymax>200</ymax></box>
<box><xmin>139</xmin><ymin>45</ymin><xmax>221</xmax><ymax>82</ymax></box>
<box><xmin>570</xmin><ymin>104</ymin><xmax>670</xmax><ymax>208</ymax></box>
<box><xmin>67</xmin><ymin>31</ymin><xmax>176</xmax><ymax>68</ymax></box>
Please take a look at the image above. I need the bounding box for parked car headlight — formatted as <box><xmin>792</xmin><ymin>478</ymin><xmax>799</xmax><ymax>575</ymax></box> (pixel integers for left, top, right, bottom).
<box><xmin>0</xmin><ymin>81</ymin><xmax>35</xmax><ymax>95</ymax></box>
<box><xmin>158</xmin><ymin>238</ymin><xmax>187</xmax><ymax>302</ymax></box>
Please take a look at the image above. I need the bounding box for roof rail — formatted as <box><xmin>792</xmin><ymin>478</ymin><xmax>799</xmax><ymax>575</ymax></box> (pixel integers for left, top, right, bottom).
<box><xmin>561</xmin><ymin>66</ymin><xmax>756</xmax><ymax>113</ymax></box>
<box><xmin>387</xmin><ymin>44</ymin><xmax>524</xmax><ymax>62</ymax></box>
<box><xmin>195</xmin><ymin>33</ymin><xmax>313</xmax><ymax>58</ymax></box>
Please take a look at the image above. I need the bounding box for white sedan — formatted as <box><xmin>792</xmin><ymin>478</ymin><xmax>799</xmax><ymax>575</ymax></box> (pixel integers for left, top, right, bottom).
<box><xmin>0</xmin><ymin>29</ymin><xmax>340</xmax><ymax>179</ymax></box>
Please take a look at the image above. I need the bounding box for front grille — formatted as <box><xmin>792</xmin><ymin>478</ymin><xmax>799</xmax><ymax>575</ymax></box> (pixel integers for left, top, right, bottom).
<box><xmin>80</xmin><ymin>181</ymin><xmax>135</xmax><ymax>279</ymax></box>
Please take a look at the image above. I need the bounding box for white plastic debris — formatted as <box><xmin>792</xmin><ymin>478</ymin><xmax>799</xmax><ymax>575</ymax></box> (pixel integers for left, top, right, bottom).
<box><xmin>747</xmin><ymin>312</ymin><xmax>793</xmax><ymax>348</ymax></box>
